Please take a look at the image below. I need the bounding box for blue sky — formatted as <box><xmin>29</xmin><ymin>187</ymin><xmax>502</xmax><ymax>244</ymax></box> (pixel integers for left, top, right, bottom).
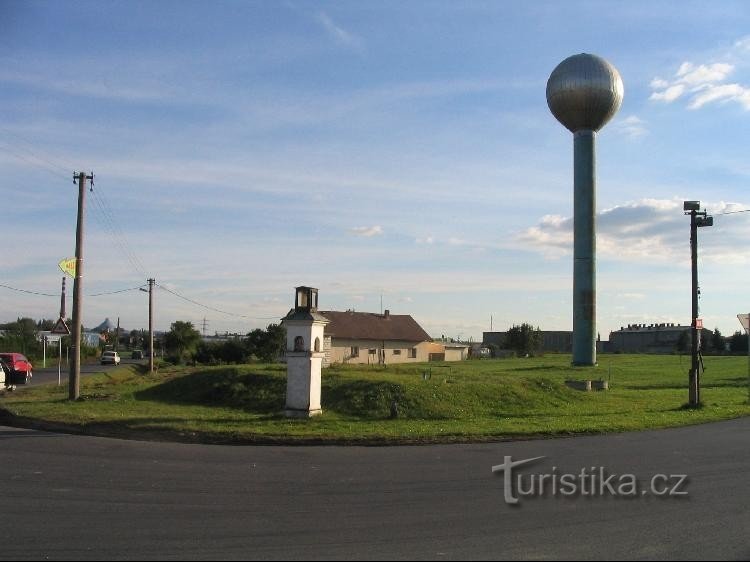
<box><xmin>1</xmin><ymin>0</ymin><xmax>750</xmax><ymax>341</ymax></box>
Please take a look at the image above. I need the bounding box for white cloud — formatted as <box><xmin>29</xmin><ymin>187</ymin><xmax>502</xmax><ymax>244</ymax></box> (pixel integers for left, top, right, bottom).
<box><xmin>649</xmin><ymin>84</ymin><xmax>685</xmax><ymax>103</ymax></box>
<box><xmin>650</xmin><ymin>42</ymin><xmax>750</xmax><ymax>111</ymax></box>
<box><xmin>350</xmin><ymin>225</ymin><xmax>383</xmax><ymax>237</ymax></box>
<box><xmin>614</xmin><ymin>115</ymin><xmax>649</xmax><ymax>138</ymax></box>
<box><xmin>518</xmin><ymin>198</ymin><xmax>750</xmax><ymax>264</ymax></box>
<box><xmin>316</xmin><ymin>12</ymin><xmax>363</xmax><ymax>50</ymax></box>
<box><xmin>735</xmin><ymin>36</ymin><xmax>750</xmax><ymax>52</ymax></box>
<box><xmin>675</xmin><ymin>62</ymin><xmax>733</xmax><ymax>85</ymax></box>
<box><xmin>688</xmin><ymin>83</ymin><xmax>750</xmax><ymax>110</ymax></box>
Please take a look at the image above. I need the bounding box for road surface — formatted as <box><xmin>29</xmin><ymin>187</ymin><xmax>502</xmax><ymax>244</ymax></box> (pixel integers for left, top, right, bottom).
<box><xmin>1</xmin><ymin>417</ymin><xmax>748</xmax><ymax>560</ymax></box>
<box><xmin>23</xmin><ymin>358</ymin><xmax>144</xmax><ymax>387</ymax></box>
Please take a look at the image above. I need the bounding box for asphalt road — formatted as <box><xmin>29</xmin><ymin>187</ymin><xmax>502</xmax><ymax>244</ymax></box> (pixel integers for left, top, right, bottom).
<box><xmin>22</xmin><ymin>358</ymin><xmax>144</xmax><ymax>387</ymax></box>
<box><xmin>1</xmin><ymin>418</ymin><xmax>748</xmax><ymax>560</ymax></box>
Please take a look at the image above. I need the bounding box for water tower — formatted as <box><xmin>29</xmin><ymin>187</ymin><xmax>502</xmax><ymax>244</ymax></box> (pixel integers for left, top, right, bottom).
<box><xmin>547</xmin><ymin>53</ymin><xmax>623</xmax><ymax>366</ymax></box>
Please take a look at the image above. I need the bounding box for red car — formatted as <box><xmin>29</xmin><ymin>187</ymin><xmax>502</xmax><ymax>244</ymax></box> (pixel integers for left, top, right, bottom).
<box><xmin>0</xmin><ymin>353</ymin><xmax>33</xmax><ymax>385</ymax></box>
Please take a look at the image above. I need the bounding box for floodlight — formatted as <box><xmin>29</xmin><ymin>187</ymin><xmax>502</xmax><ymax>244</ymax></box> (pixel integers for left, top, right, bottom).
<box><xmin>683</xmin><ymin>201</ymin><xmax>700</xmax><ymax>211</ymax></box>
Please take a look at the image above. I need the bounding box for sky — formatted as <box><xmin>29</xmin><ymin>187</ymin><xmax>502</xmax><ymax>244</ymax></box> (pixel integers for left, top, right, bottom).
<box><xmin>1</xmin><ymin>0</ymin><xmax>750</xmax><ymax>341</ymax></box>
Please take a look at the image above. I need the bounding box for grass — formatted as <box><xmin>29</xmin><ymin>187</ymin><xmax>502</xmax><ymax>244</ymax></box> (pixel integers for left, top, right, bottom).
<box><xmin>1</xmin><ymin>354</ymin><xmax>749</xmax><ymax>444</ymax></box>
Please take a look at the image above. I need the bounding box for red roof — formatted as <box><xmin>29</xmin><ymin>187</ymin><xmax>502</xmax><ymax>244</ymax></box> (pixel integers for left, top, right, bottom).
<box><xmin>321</xmin><ymin>311</ymin><xmax>431</xmax><ymax>343</ymax></box>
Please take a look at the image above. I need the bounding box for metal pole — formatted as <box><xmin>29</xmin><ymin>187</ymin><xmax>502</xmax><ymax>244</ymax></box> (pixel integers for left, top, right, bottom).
<box><xmin>58</xmin><ymin>338</ymin><xmax>62</xmax><ymax>386</ymax></box>
<box><xmin>689</xmin><ymin>210</ymin><xmax>699</xmax><ymax>406</ymax></box>
<box><xmin>43</xmin><ymin>336</ymin><xmax>47</xmax><ymax>368</ymax></box>
<box><xmin>572</xmin><ymin>130</ymin><xmax>597</xmax><ymax>366</ymax></box>
<box><xmin>69</xmin><ymin>172</ymin><xmax>89</xmax><ymax>401</ymax></box>
<box><xmin>148</xmin><ymin>278</ymin><xmax>155</xmax><ymax>374</ymax></box>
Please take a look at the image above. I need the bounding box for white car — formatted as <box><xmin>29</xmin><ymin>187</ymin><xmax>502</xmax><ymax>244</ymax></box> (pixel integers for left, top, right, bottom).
<box><xmin>101</xmin><ymin>351</ymin><xmax>121</xmax><ymax>366</ymax></box>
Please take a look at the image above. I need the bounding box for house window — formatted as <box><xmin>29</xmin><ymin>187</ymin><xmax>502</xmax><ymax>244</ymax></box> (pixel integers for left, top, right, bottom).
<box><xmin>393</xmin><ymin>349</ymin><xmax>401</xmax><ymax>356</ymax></box>
<box><xmin>410</xmin><ymin>348</ymin><xmax>417</xmax><ymax>359</ymax></box>
<box><xmin>314</xmin><ymin>337</ymin><xmax>320</xmax><ymax>352</ymax></box>
<box><xmin>294</xmin><ymin>336</ymin><xmax>304</xmax><ymax>352</ymax></box>
<box><xmin>369</xmin><ymin>349</ymin><xmax>376</xmax><ymax>355</ymax></box>
<box><xmin>351</xmin><ymin>346</ymin><xmax>359</xmax><ymax>358</ymax></box>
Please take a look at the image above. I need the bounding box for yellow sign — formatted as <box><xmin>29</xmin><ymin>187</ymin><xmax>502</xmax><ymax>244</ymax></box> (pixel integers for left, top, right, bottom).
<box><xmin>59</xmin><ymin>258</ymin><xmax>77</xmax><ymax>278</ymax></box>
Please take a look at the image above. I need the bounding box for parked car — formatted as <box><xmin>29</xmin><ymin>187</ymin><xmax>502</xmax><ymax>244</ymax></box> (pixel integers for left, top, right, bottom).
<box><xmin>131</xmin><ymin>349</ymin><xmax>144</xmax><ymax>360</ymax></box>
<box><xmin>0</xmin><ymin>353</ymin><xmax>33</xmax><ymax>385</ymax></box>
<box><xmin>101</xmin><ymin>351</ymin><xmax>121</xmax><ymax>366</ymax></box>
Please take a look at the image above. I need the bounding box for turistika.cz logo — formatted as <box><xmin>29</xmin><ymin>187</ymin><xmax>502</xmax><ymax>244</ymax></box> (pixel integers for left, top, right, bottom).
<box><xmin>492</xmin><ymin>456</ymin><xmax>688</xmax><ymax>505</ymax></box>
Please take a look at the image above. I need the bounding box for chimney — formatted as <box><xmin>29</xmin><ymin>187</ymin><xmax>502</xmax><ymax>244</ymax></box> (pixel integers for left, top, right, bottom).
<box><xmin>384</xmin><ymin>309</ymin><xmax>390</xmax><ymax>319</ymax></box>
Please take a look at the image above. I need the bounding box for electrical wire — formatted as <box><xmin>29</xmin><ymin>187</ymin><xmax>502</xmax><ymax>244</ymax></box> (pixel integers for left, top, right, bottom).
<box><xmin>0</xmin><ymin>283</ymin><xmax>145</xmax><ymax>298</ymax></box>
<box><xmin>88</xmin><ymin>285</ymin><xmax>147</xmax><ymax>297</ymax></box>
<box><xmin>156</xmin><ymin>282</ymin><xmax>280</xmax><ymax>320</ymax></box>
<box><xmin>0</xmin><ymin>283</ymin><xmax>58</xmax><ymax>297</ymax></box>
<box><xmin>0</xmin><ymin>128</ymin><xmax>151</xmax><ymax>281</ymax></box>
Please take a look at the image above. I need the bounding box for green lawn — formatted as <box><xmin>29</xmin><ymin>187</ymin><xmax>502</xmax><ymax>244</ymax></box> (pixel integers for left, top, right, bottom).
<box><xmin>1</xmin><ymin>354</ymin><xmax>748</xmax><ymax>444</ymax></box>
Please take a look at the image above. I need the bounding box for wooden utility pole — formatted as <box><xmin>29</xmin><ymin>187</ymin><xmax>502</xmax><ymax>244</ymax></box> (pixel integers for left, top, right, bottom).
<box><xmin>684</xmin><ymin>201</ymin><xmax>712</xmax><ymax>407</ymax></box>
<box><xmin>148</xmin><ymin>278</ymin><xmax>155</xmax><ymax>374</ymax></box>
<box><xmin>69</xmin><ymin>171</ymin><xmax>93</xmax><ymax>401</ymax></box>
<box><xmin>689</xmin><ymin>209</ymin><xmax>699</xmax><ymax>407</ymax></box>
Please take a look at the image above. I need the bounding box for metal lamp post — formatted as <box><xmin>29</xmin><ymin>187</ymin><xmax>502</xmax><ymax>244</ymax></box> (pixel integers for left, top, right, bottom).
<box><xmin>547</xmin><ymin>53</ymin><xmax>624</xmax><ymax>366</ymax></box>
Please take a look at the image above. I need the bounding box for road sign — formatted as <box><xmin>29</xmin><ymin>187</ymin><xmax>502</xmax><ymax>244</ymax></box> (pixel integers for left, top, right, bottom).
<box><xmin>58</xmin><ymin>258</ymin><xmax>76</xmax><ymax>278</ymax></box>
<box><xmin>695</xmin><ymin>318</ymin><xmax>703</xmax><ymax>329</ymax></box>
<box><xmin>51</xmin><ymin>317</ymin><xmax>71</xmax><ymax>335</ymax></box>
<box><xmin>738</xmin><ymin>314</ymin><xmax>750</xmax><ymax>332</ymax></box>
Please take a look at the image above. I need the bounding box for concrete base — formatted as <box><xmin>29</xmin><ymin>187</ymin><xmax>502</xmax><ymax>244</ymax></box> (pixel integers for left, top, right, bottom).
<box><xmin>284</xmin><ymin>408</ymin><xmax>323</xmax><ymax>419</ymax></box>
<box><xmin>565</xmin><ymin>380</ymin><xmax>592</xmax><ymax>392</ymax></box>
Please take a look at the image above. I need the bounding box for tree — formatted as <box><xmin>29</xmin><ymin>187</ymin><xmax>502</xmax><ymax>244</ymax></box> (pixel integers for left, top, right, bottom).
<box><xmin>246</xmin><ymin>323</ymin><xmax>286</xmax><ymax>362</ymax></box>
<box><xmin>164</xmin><ymin>321</ymin><xmax>202</xmax><ymax>364</ymax></box>
<box><xmin>710</xmin><ymin>328</ymin><xmax>725</xmax><ymax>353</ymax></box>
<box><xmin>505</xmin><ymin>323</ymin><xmax>542</xmax><ymax>357</ymax></box>
<box><xmin>0</xmin><ymin>317</ymin><xmax>40</xmax><ymax>355</ymax></box>
<box><xmin>729</xmin><ymin>331</ymin><xmax>749</xmax><ymax>353</ymax></box>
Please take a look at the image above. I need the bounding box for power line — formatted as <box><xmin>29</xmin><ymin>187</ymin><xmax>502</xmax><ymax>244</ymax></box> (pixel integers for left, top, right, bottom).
<box><xmin>156</xmin><ymin>282</ymin><xmax>280</xmax><ymax>320</ymax></box>
<box><xmin>88</xmin><ymin>285</ymin><xmax>147</xmax><ymax>297</ymax></box>
<box><xmin>89</xmin><ymin>186</ymin><xmax>148</xmax><ymax>279</ymax></box>
<box><xmin>0</xmin><ymin>283</ymin><xmax>58</xmax><ymax>297</ymax></box>
<box><xmin>0</xmin><ymin>129</ymin><xmax>151</xmax><ymax>281</ymax></box>
<box><xmin>0</xmin><ymin>282</ymin><xmax>145</xmax><ymax>298</ymax></box>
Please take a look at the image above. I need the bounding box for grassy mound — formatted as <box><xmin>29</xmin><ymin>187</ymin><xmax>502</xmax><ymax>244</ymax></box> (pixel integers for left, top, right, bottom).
<box><xmin>137</xmin><ymin>364</ymin><xmax>583</xmax><ymax>420</ymax></box>
<box><xmin>1</xmin><ymin>355</ymin><xmax>748</xmax><ymax>444</ymax></box>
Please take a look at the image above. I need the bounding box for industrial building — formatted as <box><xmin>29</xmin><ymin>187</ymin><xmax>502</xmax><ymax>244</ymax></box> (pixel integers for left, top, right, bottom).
<box><xmin>607</xmin><ymin>323</ymin><xmax>689</xmax><ymax>354</ymax></box>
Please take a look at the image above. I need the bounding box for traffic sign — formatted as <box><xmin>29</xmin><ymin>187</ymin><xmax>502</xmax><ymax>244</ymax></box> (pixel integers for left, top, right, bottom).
<box><xmin>738</xmin><ymin>314</ymin><xmax>750</xmax><ymax>332</ymax></box>
<box><xmin>51</xmin><ymin>317</ymin><xmax>71</xmax><ymax>335</ymax></box>
<box><xmin>58</xmin><ymin>258</ymin><xmax>76</xmax><ymax>278</ymax></box>
<box><xmin>695</xmin><ymin>318</ymin><xmax>703</xmax><ymax>329</ymax></box>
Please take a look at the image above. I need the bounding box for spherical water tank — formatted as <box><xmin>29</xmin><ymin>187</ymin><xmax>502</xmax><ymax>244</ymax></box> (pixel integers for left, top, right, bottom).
<box><xmin>546</xmin><ymin>53</ymin><xmax>623</xmax><ymax>133</ymax></box>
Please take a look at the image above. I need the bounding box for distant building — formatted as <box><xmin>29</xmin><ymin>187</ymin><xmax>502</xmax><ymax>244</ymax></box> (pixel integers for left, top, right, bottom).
<box><xmin>608</xmin><ymin>323</ymin><xmax>689</xmax><ymax>354</ymax></box>
<box><xmin>315</xmin><ymin>309</ymin><xmax>468</xmax><ymax>366</ymax></box>
<box><xmin>483</xmin><ymin>330</ymin><xmax>607</xmax><ymax>354</ymax></box>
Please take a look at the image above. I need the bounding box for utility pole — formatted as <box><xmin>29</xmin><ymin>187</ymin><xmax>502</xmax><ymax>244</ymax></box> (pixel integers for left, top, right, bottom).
<box><xmin>202</xmin><ymin>317</ymin><xmax>209</xmax><ymax>337</ymax></box>
<box><xmin>684</xmin><ymin>201</ymin><xmax>712</xmax><ymax>407</ymax></box>
<box><xmin>115</xmin><ymin>317</ymin><xmax>120</xmax><ymax>352</ymax></box>
<box><xmin>148</xmin><ymin>278</ymin><xmax>155</xmax><ymax>374</ymax></box>
<box><xmin>59</xmin><ymin>277</ymin><xmax>66</xmax><ymax>386</ymax></box>
<box><xmin>69</xmin><ymin>171</ymin><xmax>92</xmax><ymax>401</ymax></box>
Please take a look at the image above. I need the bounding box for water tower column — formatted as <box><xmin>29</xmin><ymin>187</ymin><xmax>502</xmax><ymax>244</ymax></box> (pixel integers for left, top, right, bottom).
<box><xmin>546</xmin><ymin>53</ymin><xmax>623</xmax><ymax>367</ymax></box>
<box><xmin>574</xmin><ymin>130</ymin><xmax>597</xmax><ymax>365</ymax></box>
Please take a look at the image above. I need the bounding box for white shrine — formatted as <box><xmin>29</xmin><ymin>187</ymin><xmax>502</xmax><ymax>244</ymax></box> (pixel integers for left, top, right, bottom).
<box><xmin>281</xmin><ymin>286</ymin><xmax>329</xmax><ymax>418</ymax></box>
